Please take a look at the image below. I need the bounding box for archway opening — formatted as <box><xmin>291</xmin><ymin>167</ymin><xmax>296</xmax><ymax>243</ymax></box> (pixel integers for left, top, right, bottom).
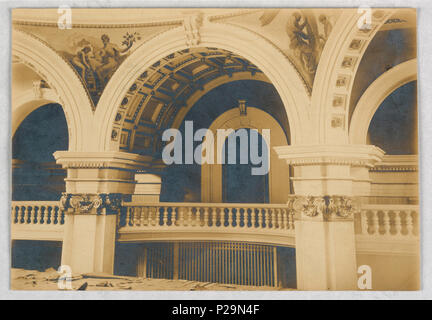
<box><xmin>222</xmin><ymin>129</ymin><xmax>269</xmax><ymax>203</ymax></box>
<box><xmin>368</xmin><ymin>81</ymin><xmax>417</xmax><ymax>155</ymax></box>
<box><xmin>159</xmin><ymin>80</ymin><xmax>289</xmax><ymax>203</ymax></box>
<box><xmin>12</xmin><ymin>103</ymin><xmax>68</xmax><ymax>200</ymax></box>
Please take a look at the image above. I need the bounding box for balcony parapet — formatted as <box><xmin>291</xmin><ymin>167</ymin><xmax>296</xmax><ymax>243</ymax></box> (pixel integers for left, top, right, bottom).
<box><xmin>118</xmin><ymin>202</ymin><xmax>295</xmax><ymax>246</ymax></box>
<box><xmin>11</xmin><ymin>201</ymin><xmax>64</xmax><ymax>241</ymax></box>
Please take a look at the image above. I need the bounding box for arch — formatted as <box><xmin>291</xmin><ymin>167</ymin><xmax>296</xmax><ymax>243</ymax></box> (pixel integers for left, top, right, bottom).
<box><xmin>311</xmin><ymin>9</ymin><xmax>395</xmax><ymax>144</ymax></box>
<box><xmin>201</xmin><ymin>107</ymin><xmax>290</xmax><ymax>203</ymax></box>
<box><xmin>349</xmin><ymin>59</ymin><xmax>417</xmax><ymax>144</ymax></box>
<box><xmin>171</xmin><ymin>72</ymin><xmax>271</xmax><ymax>129</ymax></box>
<box><xmin>12</xmin><ymin>88</ymin><xmax>59</xmax><ymax>137</ymax></box>
<box><xmin>95</xmin><ymin>21</ymin><xmax>311</xmax><ymax>152</ymax></box>
<box><xmin>12</xmin><ymin>29</ymin><xmax>94</xmax><ymax>151</ymax></box>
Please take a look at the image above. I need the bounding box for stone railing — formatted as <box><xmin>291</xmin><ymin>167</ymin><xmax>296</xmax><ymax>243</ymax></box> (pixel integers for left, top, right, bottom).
<box><xmin>118</xmin><ymin>202</ymin><xmax>295</xmax><ymax>245</ymax></box>
<box><xmin>355</xmin><ymin>204</ymin><xmax>419</xmax><ymax>238</ymax></box>
<box><xmin>11</xmin><ymin>201</ymin><xmax>64</xmax><ymax>241</ymax></box>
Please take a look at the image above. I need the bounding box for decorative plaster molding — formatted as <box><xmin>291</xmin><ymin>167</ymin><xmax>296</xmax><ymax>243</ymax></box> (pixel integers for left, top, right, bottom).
<box><xmin>60</xmin><ymin>193</ymin><xmax>123</xmax><ymax>215</ymax></box>
<box><xmin>183</xmin><ymin>13</ymin><xmax>203</xmax><ymax>47</ymax></box>
<box><xmin>370</xmin><ymin>155</ymin><xmax>418</xmax><ymax>172</ymax></box>
<box><xmin>288</xmin><ymin>195</ymin><xmax>358</xmax><ymax>221</ymax></box>
<box><xmin>274</xmin><ymin>144</ymin><xmax>385</xmax><ymax>168</ymax></box>
<box><xmin>54</xmin><ymin>151</ymin><xmax>153</xmax><ymax>170</ymax></box>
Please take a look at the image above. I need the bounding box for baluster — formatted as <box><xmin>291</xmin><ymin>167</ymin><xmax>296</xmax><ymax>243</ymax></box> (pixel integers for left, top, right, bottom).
<box><xmin>178</xmin><ymin>207</ymin><xmax>185</xmax><ymax>226</ymax></box>
<box><xmin>257</xmin><ymin>209</ymin><xmax>263</xmax><ymax>228</ymax></box>
<box><xmin>236</xmin><ymin>208</ymin><xmax>242</xmax><ymax>228</ymax></box>
<box><xmin>162</xmin><ymin>207</ymin><xmax>168</xmax><ymax>226</ymax></box>
<box><xmin>277</xmin><ymin>208</ymin><xmax>282</xmax><ymax>229</ymax></box>
<box><xmin>40</xmin><ymin>206</ymin><xmax>45</xmax><ymax>224</ymax></box>
<box><xmin>30</xmin><ymin>206</ymin><xmax>36</xmax><ymax>224</ymax></box>
<box><xmin>395</xmin><ymin>210</ymin><xmax>402</xmax><ymax>236</ymax></box>
<box><xmin>48</xmin><ymin>206</ymin><xmax>53</xmax><ymax>224</ymax></box>
<box><xmin>141</xmin><ymin>207</ymin><xmax>148</xmax><ymax>226</ymax></box>
<box><xmin>125</xmin><ymin>207</ymin><xmax>131</xmax><ymax>226</ymax></box>
<box><xmin>20</xmin><ymin>206</ymin><xmax>26</xmax><ymax>224</ymax></box>
<box><xmin>55</xmin><ymin>206</ymin><xmax>60</xmax><ymax>225</ymax></box>
<box><xmin>210</xmin><ymin>207</ymin><xmax>216</xmax><ymax>227</ymax></box>
<box><xmin>360</xmin><ymin>210</ymin><xmax>369</xmax><ymax>235</ymax></box>
<box><xmin>133</xmin><ymin>207</ymin><xmax>140</xmax><ymax>226</ymax></box>
<box><xmin>171</xmin><ymin>207</ymin><xmax>177</xmax><ymax>226</ymax></box>
<box><xmin>251</xmin><ymin>209</ymin><xmax>256</xmax><ymax>228</ymax></box>
<box><xmin>227</xmin><ymin>207</ymin><xmax>233</xmax><ymax>227</ymax></box>
<box><xmin>406</xmin><ymin>211</ymin><xmax>414</xmax><ymax>236</ymax></box>
<box><xmin>153</xmin><ymin>207</ymin><xmax>159</xmax><ymax>226</ymax></box>
<box><xmin>12</xmin><ymin>206</ymin><xmax>17</xmax><ymax>224</ymax></box>
<box><xmin>203</xmin><ymin>207</ymin><xmax>209</xmax><ymax>227</ymax></box>
<box><xmin>187</xmin><ymin>207</ymin><xmax>193</xmax><ymax>226</ymax></box>
<box><xmin>289</xmin><ymin>210</ymin><xmax>295</xmax><ymax>229</ymax></box>
<box><xmin>60</xmin><ymin>206</ymin><xmax>65</xmax><ymax>225</ymax></box>
<box><xmin>264</xmin><ymin>208</ymin><xmax>270</xmax><ymax>229</ymax></box>
<box><xmin>280</xmin><ymin>209</ymin><xmax>287</xmax><ymax>229</ymax></box>
<box><xmin>372</xmin><ymin>210</ymin><xmax>380</xmax><ymax>235</ymax></box>
<box><xmin>383</xmin><ymin>210</ymin><xmax>390</xmax><ymax>236</ymax></box>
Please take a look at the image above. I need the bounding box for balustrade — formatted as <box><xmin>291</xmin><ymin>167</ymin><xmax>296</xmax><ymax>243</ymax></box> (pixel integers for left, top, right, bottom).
<box><xmin>11</xmin><ymin>201</ymin><xmax>64</xmax><ymax>226</ymax></box>
<box><xmin>120</xmin><ymin>202</ymin><xmax>295</xmax><ymax>233</ymax></box>
<box><xmin>355</xmin><ymin>205</ymin><xmax>419</xmax><ymax>238</ymax></box>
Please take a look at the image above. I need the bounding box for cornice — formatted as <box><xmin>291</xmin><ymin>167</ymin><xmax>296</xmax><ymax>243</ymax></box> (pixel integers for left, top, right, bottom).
<box><xmin>274</xmin><ymin>144</ymin><xmax>385</xmax><ymax>167</ymax></box>
<box><xmin>53</xmin><ymin>151</ymin><xmax>153</xmax><ymax>170</ymax></box>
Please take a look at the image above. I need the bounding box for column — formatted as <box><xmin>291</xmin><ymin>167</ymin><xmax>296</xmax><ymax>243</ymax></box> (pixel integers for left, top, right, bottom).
<box><xmin>275</xmin><ymin>144</ymin><xmax>384</xmax><ymax>290</ymax></box>
<box><xmin>54</xmin><ymin>151</ymin><xmax>152</xmax><ymax>274</ymax></box>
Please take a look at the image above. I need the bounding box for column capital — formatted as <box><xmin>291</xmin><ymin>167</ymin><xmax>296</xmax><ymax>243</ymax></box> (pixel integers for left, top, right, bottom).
<box><xmin>54</xmin><ymin>151</ymin><xmax>153</xmax><ymax>170</ymax></box>
<box><xmin>60</xmin><ymin>192</ymin><xmax>124</xmax><ymax>215</ymax></box>
<box><xmin>274</xmin><ymin>144</ymin><xmax>385</xmax><ymax>168</ymax></box>
<box><xmin>288</xmin><ymin>195</ymin><xmax>359</xmax><ymax>222</ymax></box>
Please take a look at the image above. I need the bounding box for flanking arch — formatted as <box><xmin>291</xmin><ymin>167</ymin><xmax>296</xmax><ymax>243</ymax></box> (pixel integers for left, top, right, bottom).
<box><xmin>95</xmin><ymin>21</ymin><xmax>311</xmax><ymax>152</ymax></box>
<box><xmin>12</xmin><ymin>88</ymin><xmax>59</xmax><ymax>137</ymax></box>
<box><xmin>349</xmin><ymin>59</ymin><xmax>417</xmax><ymax>145</ymax></box>
<box><xmin>311</xmin><ymin>9</ymin><xmax>394</xmax><ymax>144</ymax></box>
<box><xmin>12</xmin><ymin>29</ymin><xmax>93</xmax><ymax>151</ymax></box>
<box><xmin>201</xmin><ymin>107</ymin><xmax>290</xmax><ymax>204</ymax></box>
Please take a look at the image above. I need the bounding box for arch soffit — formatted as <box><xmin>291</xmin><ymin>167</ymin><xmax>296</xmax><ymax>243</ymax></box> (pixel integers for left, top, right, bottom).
<box><xmin>311</xmin><ymin>9</ymin><xmax>395</xmax><ymax>144</ymax></box>
<box><xmin>349</xmin><ymin>58</ymin><xmax>417</xmax><ymax>144</ymax></box>
<box><xmin>12</xmin><ymin>88</ymin><xmax>59</xmax><ymax>137</ymax></box>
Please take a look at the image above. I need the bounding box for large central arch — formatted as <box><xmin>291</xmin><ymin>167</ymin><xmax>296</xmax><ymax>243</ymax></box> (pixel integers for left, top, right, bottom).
<box><xmin>95</xmin><ymin>21</ymin><xmax>311</xmax><ymax>152</ymax></box>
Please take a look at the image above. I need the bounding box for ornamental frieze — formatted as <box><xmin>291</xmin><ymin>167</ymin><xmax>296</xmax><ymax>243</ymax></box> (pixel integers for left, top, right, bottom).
<box><xmin>288</xmin><ymin>195</ymin><xmax>358</xmax><ymax>221</ymax></box>
<box><xmin>60</xmin><ymin>193</ymin><xmax>123</xmax><ymax>215</ymax></box>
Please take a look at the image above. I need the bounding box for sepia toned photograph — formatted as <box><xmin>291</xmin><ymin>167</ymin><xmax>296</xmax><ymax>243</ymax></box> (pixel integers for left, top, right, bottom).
<box><xmin>10</xmin><ymin>7</ymin><xmax>419</xmax><ymax>291</ymax></box>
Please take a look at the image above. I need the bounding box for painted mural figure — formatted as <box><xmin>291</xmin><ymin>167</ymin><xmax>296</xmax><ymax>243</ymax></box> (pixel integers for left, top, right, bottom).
<box><xmin>286</xmin><ymin>12</ymin><xmax>317</xmax><ymax>74</ymax></box>
<box><xmin>66</xmin><ymin>32</ymin><xmax>141</xmax><ymax>104</ymax></box>
<box><xmin>95</xmin><ymin>34</ymin><xmax>133</xmax><ymax>86</ymax></box>
<box><xmin>71</xmin><ymin>46</ymin><xmax>92</xmax><ymax>79</ymax></box>
<box><xmin>318</xmin><ymin>14</ymin><xmax>333</xmax><ymax>44</ymax></box>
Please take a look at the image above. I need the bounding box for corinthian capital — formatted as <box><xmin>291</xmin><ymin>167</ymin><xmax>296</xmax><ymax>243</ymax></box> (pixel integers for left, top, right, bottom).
<box><xmin>60</xmin><ymin>193</ymin><xmax>123</xmax><ymax>215</ymax></box>
<box><xmin>288</xmin><ymin>195</ymin><xmax>358</xmax><ymax>221</ymax></box>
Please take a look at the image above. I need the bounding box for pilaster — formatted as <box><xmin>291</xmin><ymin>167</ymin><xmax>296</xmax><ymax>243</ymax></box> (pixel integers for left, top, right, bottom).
<box><xmin>275</xmin><ymin>144</ymin><xmax>384</xmax><ymax>290</ymax></box>
<box><xmin>54</xmin><ymin>151</ymin><xmax>152</xmax><ymax>274</ymax></box>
